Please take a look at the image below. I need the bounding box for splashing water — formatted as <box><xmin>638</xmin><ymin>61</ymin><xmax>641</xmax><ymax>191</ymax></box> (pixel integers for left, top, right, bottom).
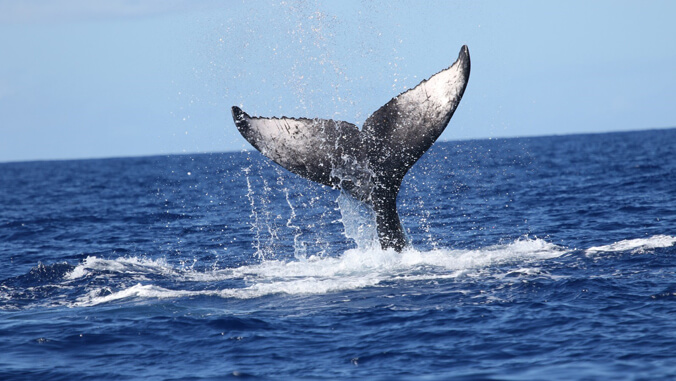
<box><xmin>10</xmin><ymin>233</ymin><xmax>669</xmax><ymax>310</ymax></box>
<box><xmin>55</xmin><ymin>235</ymin><xmax>572</xmax><ymax>307</ymax></box>
<box><xmin>336</xmin><ymin>191</ymin><xmax>379</xmax><ymax>250</ymax></box>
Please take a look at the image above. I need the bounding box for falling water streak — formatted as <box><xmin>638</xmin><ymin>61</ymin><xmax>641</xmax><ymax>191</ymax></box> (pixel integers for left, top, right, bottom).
<box><xmin>418</xmin><ymin>186</ymin><xmax>434</xmax><ymax>248</ymax></box>
<box><xmin>404</xmin><ymin>175</ymin><xmax>434</xmax><ymax>248</ymax></box>
<box><xmin>243</xmin><ymin>167</ymin><xmax>266</xmax><ymax>260</ymax></box>
<box><xmin>274</xmin><ymin>166</ymin><xmax>306</xmax><ymax>259</ymax></box>
<box><xmin>260</xmin><ymin>177</ymin><xmax>279</xmax><ymax>259</ymax></box>
<box><xmin>303</xmin><ymin>192</ymin><xmax>330</xmax><ymax>257</ymax></box>
<box><xmin>315</xmin><ymin>205</ymin><xmax>332</xmax><ymax>257</ymax></box>
<box><xmin>283</xmin><ymin>186</ymin><xmax>306</xmax><ymax>259</ymax></box>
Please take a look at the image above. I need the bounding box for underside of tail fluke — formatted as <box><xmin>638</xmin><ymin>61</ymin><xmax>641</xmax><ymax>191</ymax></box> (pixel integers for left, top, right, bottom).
<box><xmin>232</xmin><ymin>107</ymin><xmax>364</xmax><ymax>189</ymax></box>
<box><xmin>232</xmin><ymin>45</ymin><xmax>471</xmax><ymax>252</ymax></box>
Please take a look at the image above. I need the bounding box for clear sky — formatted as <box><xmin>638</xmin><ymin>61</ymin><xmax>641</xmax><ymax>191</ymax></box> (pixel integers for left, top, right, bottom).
<box><xmin>0</xmin><ymin>0</ymin><xmax>674</xmax><ymax>163</ymax></box>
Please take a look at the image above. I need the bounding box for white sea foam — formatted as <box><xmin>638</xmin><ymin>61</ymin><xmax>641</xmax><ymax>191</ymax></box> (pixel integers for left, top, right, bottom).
<box><xmin>70</xmin><ymin>237</ymin><xmax>568</xmax><ymax>307</ymax></box>
<box><xmin>60</xmin><ymin>234</ymin><xmax>676</xmax><ymax>307</ymax></box>
<box><xmin>21</xmin><ymin>234</ymin><xmax>674</xmax><ymax>308</ymax></box>
<box><xmin>66</xmin><ymin>255</ymin><xmax>176</xmax><ymax>280</ymax></box>
<box><xmin>73</xmin><ymin>283</ymin><xmax>195</xmax><ymax>307</ymax></box>
<box><xmin>585</xmin><ymin>235</ymin><xmax>676</xmax><ymax>255</ymax></box>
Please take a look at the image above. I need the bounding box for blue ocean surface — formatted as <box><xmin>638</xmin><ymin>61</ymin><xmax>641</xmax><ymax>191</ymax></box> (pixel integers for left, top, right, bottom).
<box><xmin>1</xmin><ymin>128</ymin><xmax>675</xmax><ymax>380</ymax></box>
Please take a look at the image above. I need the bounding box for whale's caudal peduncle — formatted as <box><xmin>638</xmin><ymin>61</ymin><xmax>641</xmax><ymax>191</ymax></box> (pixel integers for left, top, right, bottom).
<box><xmin>232</xmin><ymin>45</ymin><xmax>471</xmax><ymax>252</ymax></box>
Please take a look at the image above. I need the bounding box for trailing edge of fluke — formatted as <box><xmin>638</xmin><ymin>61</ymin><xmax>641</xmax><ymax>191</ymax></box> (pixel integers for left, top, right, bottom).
<box><xmin>232</xmin><ymin>45</ymin><xmax>471</xmax><ymax>252</ymax></box>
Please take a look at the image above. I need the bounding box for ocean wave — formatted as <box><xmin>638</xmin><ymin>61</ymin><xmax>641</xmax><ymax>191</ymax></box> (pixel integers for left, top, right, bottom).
<box><xmin>7</xmin><ymin>235</ymin><xmax>674</xmax><ymax>309</ymax></box>
<box><xmin>70</xmin><ymin>237</ymin><xmax>567</xmax><ymax>306</ymax></box>
<box><xmin>585</xmin><ymin>235</ymin><xmax>676</xmax><ymax>255</ymax></box>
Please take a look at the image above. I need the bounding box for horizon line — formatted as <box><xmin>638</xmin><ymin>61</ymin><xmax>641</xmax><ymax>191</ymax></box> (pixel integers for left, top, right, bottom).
<box><xmin>1</xmin><ymin>125</ymin><xmax>674</xmax><ymax>165</ymax></box>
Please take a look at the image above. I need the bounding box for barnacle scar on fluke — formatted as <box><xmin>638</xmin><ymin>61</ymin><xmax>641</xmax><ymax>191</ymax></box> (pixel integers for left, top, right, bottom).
<box><xmin>232</xmin><ymin>45</ymin><xmax>471</xmax><ymax>252</ymax></box>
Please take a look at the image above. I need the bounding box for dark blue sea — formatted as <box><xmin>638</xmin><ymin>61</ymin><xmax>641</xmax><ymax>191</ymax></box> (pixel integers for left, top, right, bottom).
<box><xmin>1</xmin><ymin>128</ymin><xmax>675</xmax><ymax>380</ymax></box>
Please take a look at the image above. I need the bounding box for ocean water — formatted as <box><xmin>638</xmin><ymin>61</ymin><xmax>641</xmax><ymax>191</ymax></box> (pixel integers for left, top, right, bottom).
<box><xmin>1</xmin><ymin>128</ymin><xmax>675</xmax><ymax>380</ymax></box>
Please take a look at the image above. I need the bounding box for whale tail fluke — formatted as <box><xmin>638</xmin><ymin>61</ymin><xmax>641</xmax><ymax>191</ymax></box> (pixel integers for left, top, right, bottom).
<box><xmin>232</xmin><ymin>45</ymin><xmax>471</xmax><ymax>251</ymax></box>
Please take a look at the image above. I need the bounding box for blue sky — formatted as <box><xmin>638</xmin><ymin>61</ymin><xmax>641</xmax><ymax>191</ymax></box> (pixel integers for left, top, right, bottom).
<box><xmin>0</xmin><ymin>0</ymin><xmax>674</xmax><ymax>163</ymax></box>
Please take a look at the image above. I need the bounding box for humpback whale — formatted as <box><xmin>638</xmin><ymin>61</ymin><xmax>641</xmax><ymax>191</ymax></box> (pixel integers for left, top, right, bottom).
<box><xmin>232</xmin><ymin>45</ymin><xmax>470</xmax><ymax>252</ymax></box>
